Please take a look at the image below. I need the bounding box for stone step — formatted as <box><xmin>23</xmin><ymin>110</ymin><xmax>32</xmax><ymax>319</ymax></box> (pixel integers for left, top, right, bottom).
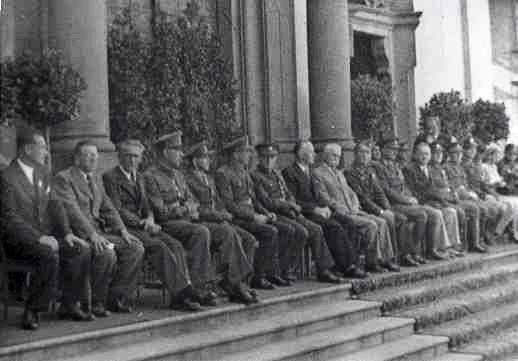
<box><xmin>328</xmin><ymin>334</ymin><xmax>449</xmax><ymax>361</ymax></box>
<box><xmin>423</xmin><ymin>301</ymin><xmax>518</xmax><ymax>349</ymax></box>
<box><xmin>352</xmin><ymin>245</ymin><xmax>518</xmax><ymax>295</ymax></box>
<box><xmin>54</xmin><ymin>316</ymin><xmax>413</xmax><ymax>361</ymax></box>
<box><xmin>361</xmin><ymin>262</ymin><xmax>518</xmax><ymax>313</ymax></box>
<box><xmin>430</xmin><ymin>353</ymin><xmax>483</xmax><ymax>361</ymax></box>
<box><xmin>216</xmin><ymin>317</ymin><xmax>414</xmax><ymax>361</ymax></box>
<box><xmin>458</xmin><ymin>325</ymin><xmax>518</xmax><ymax>361</ymax></box>
<box><xmin>0</xmin><ymin>284</ymin><xmax>354</xmax><ymax>361</ymax></box>
<box><xmin>393</xmin><ymin>278</ymin><xmax>518</xmax><ymax>331</ymax></box>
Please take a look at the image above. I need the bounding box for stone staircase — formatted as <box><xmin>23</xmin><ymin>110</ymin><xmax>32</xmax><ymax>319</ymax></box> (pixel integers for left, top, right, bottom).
<box><xmin>2</xmin><ymin>246</ymin><xmax>518</xmax><ymax>361</ymax></box>
<box><xmin>354</xmin><ymin>245</ymin><xmax>518</xmax><ymax>361</ymax></box>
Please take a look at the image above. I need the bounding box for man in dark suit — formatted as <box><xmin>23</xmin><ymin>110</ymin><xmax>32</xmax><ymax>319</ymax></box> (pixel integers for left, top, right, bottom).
<box><xmin>53</xmin><ymin>140</ymin><xmax>144</xmax><ymax>315</ymax></box>
<box><xmin>103</xmin><ymin>140</ymin><xmax>201</xmax><ymax>311</ymax></box>
<box><xmin>282</xmin><ymin>141</ymin><xmax>366</xmax><ymax>278</ymax></box>
<box><xmin>1</xmin><ymin>130</ymin><xmax>92</xmax><ymax>329</ymax></box>
<box><xmin>184</xmin><ymin>141</ymin><xmax>259</xmax><ymax>304</ymax></box>
<box><xmin>252</xmin><ymin>142</ymin><xmax>343</xmax><ymax>283</ymax></box>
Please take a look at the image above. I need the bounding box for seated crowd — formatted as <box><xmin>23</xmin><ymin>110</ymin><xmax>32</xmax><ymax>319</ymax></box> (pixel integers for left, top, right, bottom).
<box><xmin>2</xmin><ymin>119</ymin><xmax>518</xmax><ymax>331</ymax></box>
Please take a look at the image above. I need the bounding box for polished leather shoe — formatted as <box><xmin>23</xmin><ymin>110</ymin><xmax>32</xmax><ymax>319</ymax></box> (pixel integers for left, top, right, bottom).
<box><xmin>472</xmin><ymin>244</ymin><xmax>488</xmax><ymax>253</ymax></box>
<box><xmin>193</xmin><ymin>290</ymin><xmax>218</xmax><ymax>306</ymax></box>
<box><xmin>429</xmin><ymin>250</ymin><xmax>448</xmax><ymax>261</ymax></box>
<box><xmin>282</xmin><ymin>273</ymin><xmax>298</xmax><ymax>283</ymax></box>
<box><xmin>251</xmin><ymin>277</ymin><xmax>275</xmax><ymax>290</ymax></box>
<box><xmin>401</xmin><ymin>254</ymin><xmax>419</xmax><ymax>267</ymax></box>
<box><xmin>170</xmin><ymin>297</ymin><xmax>203</xmax><ymax>311</ymax></box>
<box><xmin>343</xmin><ymin>266</ymin><xmax>368</xmax><ymax>279</ymax></box>
<box><xmin>91</xmin><ymin>303</ymin><xmax>111</xmax><ymax>318</ymax></box>
<box><xmin>317</xmin><ymin>270</ymin><xmax>344</xmax><ymax>284</ymax></box>
<box><xmin>266</xmin><ymin>276</ymin><xmax>292</xmax><ymax>287</ymax></box>
<box><xmin>383</xmin><ymin>262</ymin><xmax>400</xmax><ymax>272</ymax></box>
<box><xmin>58</xmin><ymin>303</ymin><xmax>95</xmax><ymax>321</ymax></box>
<box><xmin>229</xmin><ymin>284</ymin><xmax>259</xmax><ymax>305</ymax></box>
<box><xmin>108</xmin><ymin>298</ymin><xmax>132</xmax><ymax>313</ymax></box>
<box><xmin>21</xmin><ymin>309</ymin><xmax>39</xmax><ymax>330</ymax></box>
<box><xmin>367</xmin><ymin>264</ymin><xmax>386</xmax><ymax>273</ymax></box>
<box><xmin>413</xmin><ymin>255</ymin><xmax>428</xmax><ymax>264</ymax></box>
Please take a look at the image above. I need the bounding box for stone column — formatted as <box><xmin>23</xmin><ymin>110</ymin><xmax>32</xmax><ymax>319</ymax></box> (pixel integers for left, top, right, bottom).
<box><xmin>307</xmin><ymin>0</ymin><xmax>352</xmax><ymax>146</ymax></box>
<box><xmin>47</xmin><ymin>0</ymin><xmax>116</xmax><ymax>170</ymax></box>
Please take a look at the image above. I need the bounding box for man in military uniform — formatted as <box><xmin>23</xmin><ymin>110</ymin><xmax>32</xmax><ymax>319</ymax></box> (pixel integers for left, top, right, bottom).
<box><xmin>313</xmin><ymin>143</ymin><xmax>397</xmax><ymax>272</ymax></box>
<box><xmin>215</xmin><ymin>136</ymin><xmax>285</xmax><ymax>289</ymax></box>
<box><xmin>53</xmin><ymin>140</ymin><xmax>143</xmax><ymax>315</ymax></box>
<box><xmin>252</xmin><ymin>142</ymin><xmax>343</xmax><ymax>283</ymax></box>
<box><xmin>429</xmin><ymin>142</ymin><xmax>476</xmax><ymax>254</ymax></box>
<box><xmin>443</xmin><ymin>139</ymin><xmax>489</xmax><ymax>252</ymax></box>
<box><xmin>283</xmin><ymin>140</ymin><xmax>366</xmax><ymax>278</ymax></box>
<box><xmin>103</xmin><ymin>139</ymin><xmax>202</xmax><ymax>311</ymax></box>
<box><xmin>144</xmin><ymin>131</ymin><xmax>217</xmax><ymax>306</ymax></box>
<box><xmin>184</xmin><ymin>141</ymin><xmax>258</xmax><ymax>304</ymax></box>
<box><xmin>371</xmin><ymin>138</ymin><xmax>442</xmax><ymax>262</ymax></box>
<box><xmin>346</xmin><ymin>141</ymin><xmax>410</xmax><ymax>268</ymax></box>
<box><xmin>462</xmin><ymin>137</ymin><xmax>513</xmax><ymax>243</ymax></box>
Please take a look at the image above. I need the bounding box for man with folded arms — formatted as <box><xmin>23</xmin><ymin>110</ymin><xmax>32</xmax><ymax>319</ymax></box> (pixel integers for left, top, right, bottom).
<box><xmin>53</xmin><ymin>140</ymin><xmax>143</xmax><ymax>315</ymax></box>
<box><xmin>1</xmin><ymin>130</ymin><xmax>92</xmax><ymax>329</ymax></box>
<box><xmin>103</xmin><ymin>139</ymin><xmax>202</xmax><ymax>311</ymax></box>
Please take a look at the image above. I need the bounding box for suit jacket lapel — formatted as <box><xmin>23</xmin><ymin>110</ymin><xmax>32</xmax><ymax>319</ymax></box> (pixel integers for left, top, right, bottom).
<box><xmin>116</xmin><ymin>167</ymin><xmax>139</xmax><ymax>202</ymax></box>
<box><xmin>12</xmin><ymin>161</ymin><xmax>36</xmax><ymax>200</ymax></box>
<box><xmin>71</xmin><ymin>166</ymin><xmax>94</xmax><ymax>200</ymax></box>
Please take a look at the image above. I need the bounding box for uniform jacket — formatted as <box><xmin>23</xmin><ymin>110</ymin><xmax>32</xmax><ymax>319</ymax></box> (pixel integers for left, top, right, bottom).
<box><xmin>463</xmin><ymin>160</ymin><xmax>494</xmax><ymax>198</ymax></box>
<box><xmin>429</xmin><ymin>163</ymin><xmax>457</xmax><ymax>204</ymax></box>
<box><xmin>1</xmin><ymin>160</ymin><xmax>70</xmax><ymax>245</ymax></box>
<box><xmin>215</xmin><ymin>163</ymin><xmax>268</xmax><ymax>222</ymax></box>
<box><xmin>53</xmin><ymin>165</ymin><xmax>125</xmax><ymax>239</ymax></box>
<box><xmin>371</xmin><ymin>160</ymin><xmax>414</xmax><ymax>205</ymax></box>
<box><xmin>252</xmin><ymin>165</ymin><xmax>297</xmax><ymax>217</ymax></box>
<box><xmin>103</xmin><ymin>166</ymin><xmax>152</xmax><ymax>229</ymax></box>
<box><xmin>186</xmin><ymin>169</ymin><xmax>229</xmax><ymax>223</ymax></box>
<box><xmin>403</xmin><ymin>162</ymin><xmax>446</xmax><ymax>206</ymax></box>
<box><xmin>312</xmin><ymin>163</ymin><xmax>361</xmax><ymax>213</ymax></box>
<box><xmin>345</xmin><ymin>163</ymin><xmax>390</xmax><ymax>216</ymax></box>
<box><xmin>282</xmin><ymin>163</ymin><xmax>322</xmax><ymax>214</ymax></box>
<box><xmin>144</xmin><ymin>161</ymin><xmax>198</xmax><ymax>223</ymax></box>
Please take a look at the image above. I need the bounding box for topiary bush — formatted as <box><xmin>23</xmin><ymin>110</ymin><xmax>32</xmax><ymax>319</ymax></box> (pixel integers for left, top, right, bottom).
<box><xmin>108</xmin><ymin>0</ymin><xmax>240</xmax><ymax>155</ymax></box>
<box><xmin>351</xmin><ymin>74</ymin><xmax>394</xmax><ymax>143</ymax></box>
<box><xmin>470</xmin><ymin>99</ymin><xmax>510</xmax><ymax>145</ymax></box>
<box><xmin>419</xmin><ymin>90</ymin><xmax>473</xmax><ymax>145</ymax></box>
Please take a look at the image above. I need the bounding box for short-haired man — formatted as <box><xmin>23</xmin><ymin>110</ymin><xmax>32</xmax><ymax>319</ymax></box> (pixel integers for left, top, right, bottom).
<box><xmin>498</xmin><ymin>144</ymin><xmax>518</xmax><ymax>194</ymax></box>
<box><xmin>312</xmin><ymin>143</ymin><xmax>396</xmax><ymax>272</ymax></box>
<box><xmin>252</xmin><ymin>142</ymin><xmax>343</xmax><ymax>283</ymax></box>
<box><xmin>215</xmin><ymin>136</ymin><xmax>283</xmax><ymax>290</ymax></box>
<box><xmin>404</xmin><ymin>142</ymin><xmax>463</xmax><ymax>258</ymax></box>
<box><xmin>371</xmin><ymin>138</ymin><xmax>440</xmax><ymax>263</ymax></box>
<box><xmin>184</xmin><ymin>141</ymin><xmax>259</xmax><ymax>304</ymax></box>
<box><xmin>283</xmin><ymin>140</ymin><xmax>366</xmax><ymax>278</ymax></box>
<box><xmin>103</xmin><ymin>139</ymin><xmax>202</xmax><ymax>311</ymax></box>
<box><xmin>346</xmin><ymin>141</ymin><xmax>411</xmax><ymax>268</ymax></box>
<box><xmin>1</xmin><ymin>130</ymin><xmax>93</xmax><ymax>329</ymax></box>
<box><xmin>144</xmin><ymin>131</ymin><xmax>217</xmax><ymax>306</ymax></box>
<box><xmin>53</xmin><ymin>140</ymin><xmax>144</xmax><ymax>315</ymax></box>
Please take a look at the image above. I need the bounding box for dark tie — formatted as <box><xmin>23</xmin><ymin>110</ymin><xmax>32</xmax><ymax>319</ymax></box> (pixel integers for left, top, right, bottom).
<box><xmin>87</xmin><ymin>174</ymin><xmax>96</xmax><ymax>195</ymax></box>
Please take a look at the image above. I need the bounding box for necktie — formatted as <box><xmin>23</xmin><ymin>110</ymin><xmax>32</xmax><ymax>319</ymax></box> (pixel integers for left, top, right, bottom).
<box><xmin>87</xmin><ymin>174</ymin><xmax>96</xmax><ymax>195</ymax></box>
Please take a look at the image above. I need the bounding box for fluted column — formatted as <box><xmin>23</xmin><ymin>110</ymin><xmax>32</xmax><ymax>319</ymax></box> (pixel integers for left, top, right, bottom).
<box><xmin>307</xmin><ymin>0</ymin><xmax>352</xmax><ymax>146</ymax></box>
<box><xmin>48</xmin><ymin>0</ymin><xmax>115</xmax><ymax>170</ymax></box>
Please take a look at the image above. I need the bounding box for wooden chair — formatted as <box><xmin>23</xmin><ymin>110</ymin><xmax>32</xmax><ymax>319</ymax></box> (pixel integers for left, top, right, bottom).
<box><xmin>1</xmin><ymin>238</ymin><xmax>34</xmax><ymax>320</ymax></box>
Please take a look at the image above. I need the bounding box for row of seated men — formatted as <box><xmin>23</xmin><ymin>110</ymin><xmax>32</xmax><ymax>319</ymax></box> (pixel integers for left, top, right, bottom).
<box><xmin>2</xmin><ymin>126</ymin><xmax>514</xmax><ymax>331</ymax></box>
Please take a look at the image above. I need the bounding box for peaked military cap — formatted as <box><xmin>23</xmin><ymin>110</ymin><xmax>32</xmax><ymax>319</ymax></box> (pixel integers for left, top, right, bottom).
<box><xmin>153</xmin><ymin>130</ymin><xmax>183</xmax><ymax>149</ymax></box>
<box><xmin>256</xmin><ymin>143</ymin><xmax>280</xmax><ymax>156</ymax></box>
<box><xmin>399</xmin><ymin>141</ymin><xmax>410</xmax><ymax>151</ymax></box>
<box><xmin>446</xmin><ymin>136</ymin><xmax>462</xmax><ymax>153</ymax></box>
<box><xmin>117</xmin><ymin>139</ymin><xmax>146</xmax><ymax>155</ymax></box>
<box><xmin>222</xmin><ymin>135</ymin><xmax>254</xmax><ymax>152</ymax></box>
<box><xmin>185</xmin><ymin>141</ymin><xmax>215</xmax><ymax>159</ymax></box>
<box><xmin>463</xmin><ymin>137</ymin><xmax>478</xmax><ymax>150</ymax></box>
<box><xmin>380</xmin><ymin>137</ymin><xmax>400</xmax><ymax>149</ymax></box>
<box><xmin>430</xmin><ymin>142</ymin><xmax>443</xmax><ymax>153</ymax></box>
